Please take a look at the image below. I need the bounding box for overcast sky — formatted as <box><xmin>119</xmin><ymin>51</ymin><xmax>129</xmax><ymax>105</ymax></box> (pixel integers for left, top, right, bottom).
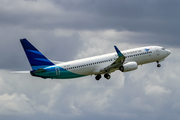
<box><xmin>0</xmin><ymin>0</ymin><xmax>180</xmax><ymax>120</ymax></box>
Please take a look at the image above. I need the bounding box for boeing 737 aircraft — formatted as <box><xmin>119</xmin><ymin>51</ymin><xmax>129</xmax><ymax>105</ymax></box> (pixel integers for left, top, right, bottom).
<box><xmin>20</xmin><ymin>38</ymin><xmax>171</xmax><ymax>80</ymax></box>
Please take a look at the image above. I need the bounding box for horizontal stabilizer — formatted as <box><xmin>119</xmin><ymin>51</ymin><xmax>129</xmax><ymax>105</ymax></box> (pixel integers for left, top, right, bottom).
<box><xmin>34</xmin><ymin>68</ymin><xmax>46</xmax><ymax>73</ymax></box>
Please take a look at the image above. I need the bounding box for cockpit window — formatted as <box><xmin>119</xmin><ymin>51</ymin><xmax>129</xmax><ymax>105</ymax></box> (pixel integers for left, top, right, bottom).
<box><xmin>161</xmin><ymin>48</ymin><xmax>165</xmax><ymax>50</ymax></box>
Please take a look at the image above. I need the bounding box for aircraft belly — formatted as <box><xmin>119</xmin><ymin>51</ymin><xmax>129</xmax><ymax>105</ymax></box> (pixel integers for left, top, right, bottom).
<box><xmin>70</xmin><ymin>68</ymin><xmax>94</xmax><ymax>75</ymax></box>
<box><xmin>55</xmin><ymin>70</ymin><xmax>86</xmax><ymax>79</ymax></box>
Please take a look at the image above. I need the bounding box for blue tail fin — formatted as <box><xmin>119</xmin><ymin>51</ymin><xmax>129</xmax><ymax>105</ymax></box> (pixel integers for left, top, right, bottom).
<box><xmin>20</xmin><ymin>38</ymin><xmax>54</xmax><ymax>70</ymax></box>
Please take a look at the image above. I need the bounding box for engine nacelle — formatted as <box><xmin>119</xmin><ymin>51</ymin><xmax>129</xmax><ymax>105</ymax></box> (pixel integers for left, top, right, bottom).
<box><xmin>119</xmin><ymin>62</ymin><xmax>138</xmax><ymax>72</ymax></box>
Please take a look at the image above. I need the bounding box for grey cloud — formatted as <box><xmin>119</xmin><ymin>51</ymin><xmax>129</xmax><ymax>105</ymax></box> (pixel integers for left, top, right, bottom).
<box><xmin>51</xmin><ymin>0</ymin><xmax>180</xmax><ymax>33</ymax></box>
<box><xmin>1</xmin><ymin>1</ymin><xmax>180</xmax><ymax>36</ymax></box>
<box><xmin>0</xmin><ymin>26</ymin><xmax>83</xmax><ymax>70</ymax></box>
<box><xmin>0</xmin><ymin>0</ymin><xmax>179</xmax><ymax>47</ymax></box>
<box><xmin>1</xmin><ymin>54</ymin><xmax>180</xmax><ymax>120</ymax></box>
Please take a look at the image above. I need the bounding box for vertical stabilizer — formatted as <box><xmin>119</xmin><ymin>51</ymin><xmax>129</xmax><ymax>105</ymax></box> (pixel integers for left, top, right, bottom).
<box><xmin>20</xmin><ymin>38</ymin><xmax>54</xmax><ymax>70</ymax></box>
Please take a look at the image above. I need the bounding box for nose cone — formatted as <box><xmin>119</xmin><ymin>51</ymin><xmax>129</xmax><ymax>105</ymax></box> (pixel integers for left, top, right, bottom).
<box><xmin>166</xmin><ymin>49</ymin><xmax>171</xmax><ymax>56</ymax></box>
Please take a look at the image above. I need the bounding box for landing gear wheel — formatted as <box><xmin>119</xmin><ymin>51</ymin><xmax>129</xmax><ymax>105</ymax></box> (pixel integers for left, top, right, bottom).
<box><xmin>95</xmin><ymin>74</ymin><xmax>101</xmax><ymax>81</ymax></box>
<box><xmin>156</xmin><ymin>61</ymin><xmax>161</xmax><ymax>68</ymax></box>
<box><xmin>157</xmin><ymin>64</ymin><xmax>161</xmax><ymax>67</ymax></box>
<box><xmin>104</xmin><ymin>74</ymin><xmax>111</xmax><ymax>80</ymax></box>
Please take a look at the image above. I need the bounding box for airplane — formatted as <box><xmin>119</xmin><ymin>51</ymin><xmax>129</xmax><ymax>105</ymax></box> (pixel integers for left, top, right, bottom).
<box><xmin>19</xmin><ymin>38</ymin><xmax>171</xmax><ymax>80</ymax></box>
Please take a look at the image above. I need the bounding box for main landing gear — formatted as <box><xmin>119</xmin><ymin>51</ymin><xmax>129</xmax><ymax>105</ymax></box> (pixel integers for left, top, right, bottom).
<box><xmin>95</xmin><ymin>73</ymin><xmax>111</xmax><ymax>81</ymax></box>
<box><xmin>157</xmin><ymin>61</ymin><xmax>161</xmax><ymax>68</ymax></box>
<box><xmin>104</xmin><ymin>73</ymin><xmax>111</xmax><ymax>80</ymax></box>
<box><xmin>95</xmin><ymin>74</ymin><xmax>101</xmax><ymax>81</ymax></box>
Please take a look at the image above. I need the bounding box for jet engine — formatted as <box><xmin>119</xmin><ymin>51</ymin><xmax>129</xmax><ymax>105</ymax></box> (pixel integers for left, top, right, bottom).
<box><xmin>119</xmin><ymin>62</ymin><xmax>138</xmax><ymax>72</ymax></box>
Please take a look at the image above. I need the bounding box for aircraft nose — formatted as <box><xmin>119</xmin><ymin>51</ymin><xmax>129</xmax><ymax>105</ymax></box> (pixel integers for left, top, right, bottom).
<box><xmin>166</xmin><ymin>49</ymin><xmax>171</xmax><ymax>55</ymax></box>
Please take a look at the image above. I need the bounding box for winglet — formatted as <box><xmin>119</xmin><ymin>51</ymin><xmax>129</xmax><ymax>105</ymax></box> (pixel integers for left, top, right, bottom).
<box><xmin>114</xmin><ymin>46</ymin><xmax>124</xmax><ymax>57</ymax></box>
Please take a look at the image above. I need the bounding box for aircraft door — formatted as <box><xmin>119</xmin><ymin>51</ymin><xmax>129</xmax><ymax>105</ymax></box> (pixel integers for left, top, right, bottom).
<box><xmin>55</xmin><ymin>67</ymin><xmax>60</xmax><ymax>75</ymax></box>
<box><xmin>156</xmin><ymin>48</ymin><xmax>160</xmax><ymax>56</ymax></box>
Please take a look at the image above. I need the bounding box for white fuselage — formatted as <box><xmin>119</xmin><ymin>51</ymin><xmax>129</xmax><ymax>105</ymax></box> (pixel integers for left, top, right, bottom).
<box><xmin>55</xmin><ymin>46</ymin><xmax>171</xmax><ymax>76</ymax></box>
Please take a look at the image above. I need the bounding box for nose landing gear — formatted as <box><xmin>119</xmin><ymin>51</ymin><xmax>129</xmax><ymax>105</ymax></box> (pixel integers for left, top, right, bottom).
<box><xmin>157</xmin><ymin>61</ymin><xmax>161</xmax><ymax>67</ymax></box>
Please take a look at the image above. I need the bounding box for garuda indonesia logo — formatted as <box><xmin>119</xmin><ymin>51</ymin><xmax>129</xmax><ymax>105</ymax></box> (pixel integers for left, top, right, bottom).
<box><xmin>145</xmin><ymin>48</ymin><xmax>150</xmax><ymax>52</ymax></box>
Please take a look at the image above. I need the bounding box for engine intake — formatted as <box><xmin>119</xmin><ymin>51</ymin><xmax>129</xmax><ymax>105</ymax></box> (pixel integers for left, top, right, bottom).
<box><xmin>119</xmin><ymin>62</ymin><xmax>138</xmax><ymax>72</ymax></box>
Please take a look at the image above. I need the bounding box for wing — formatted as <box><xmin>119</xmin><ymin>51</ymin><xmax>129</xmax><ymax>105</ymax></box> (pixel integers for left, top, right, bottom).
<box><xmin>100</xmin><ymin>46</ymin><xmax>125</xmax><ymax>73</ymax></box>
